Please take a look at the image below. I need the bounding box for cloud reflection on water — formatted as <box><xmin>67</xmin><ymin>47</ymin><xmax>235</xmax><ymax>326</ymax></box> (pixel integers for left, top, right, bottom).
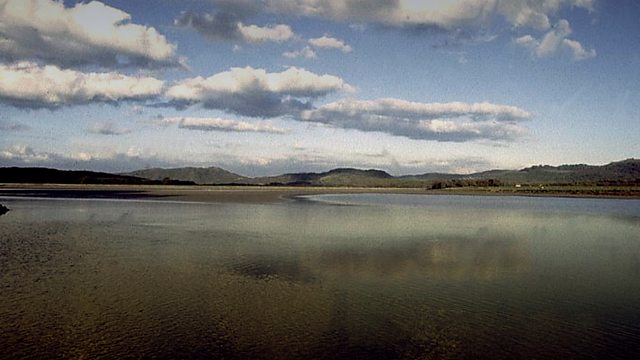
<box><xmin>229</xmin><ymin>232</ymin><xmax>529</xmax><ymax>283</ymax></box>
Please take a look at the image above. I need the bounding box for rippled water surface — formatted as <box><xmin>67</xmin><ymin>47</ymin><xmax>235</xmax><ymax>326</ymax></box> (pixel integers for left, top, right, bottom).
<box><xmin>1</xmin><ymin>194</ymin><xmax>640</xmax><ymax>359</ymax></box>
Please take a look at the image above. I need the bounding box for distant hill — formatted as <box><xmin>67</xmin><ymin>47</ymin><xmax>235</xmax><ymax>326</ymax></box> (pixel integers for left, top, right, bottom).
<box><xmin>126</xmin><ymin>160</ymin><xmax>640</xmax><ymax>187</ymax></box>
<box><xmin>0</xmin><ymin>167</ymin><xmax>193</xmax><ymax>185</ymax></box>
<box><xmin>123</xmin><ymin>167</ymin><xmax>247</xmax><ymax>185</ymax></box>
<box><xmin>247</xmin><ymin>168</ymin><xmax>396</xmax><ymax>187</ymax></box>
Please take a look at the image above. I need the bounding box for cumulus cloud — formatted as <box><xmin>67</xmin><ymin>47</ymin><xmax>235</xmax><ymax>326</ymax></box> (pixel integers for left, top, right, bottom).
<box><xmin>238</xmin><ymin>23</ymin><xmax>294</xmax><ymax>42</ymax></box>
<box><xmin>283</xmin><ymin>35</ymin><xmax>352</xmax><ymax>60</ymax></box>
<box><xmin>308</xmin><ymin>36</ymin><xmax>352</xmax><ymax>53</ymax></box>
<box><xmin>196</xmin><ymin>0</ymin><xmax>595</xmax><ymax>57</ymax></box>
<box><xmin>0</xmin><ymin>62</ymin><xmax>164</xmax><ymax>108</ymax></box>
<box><xmin>516</xmin><ymin>19</ymin><xmax>595</xmax><ymax>60</ymax></box>
<box><xmin>161</xmin><ymin>116</ymin><xmax>288</xmax><ymax>134</ymax></box>
<box><xmin>298</xmin><ymin>98</ymin><xmax>531</xmax><ymax>142</ymax></box>
<box><xmin>264</xmin><ymin>0</ymin><xmax>594</xmax><ymax>31</ymax></box>
<box><xmin>165</xmin><ymin>66</ymin><xmax>353</xmax><ymax>117</ymax></box>
<box><xmin>283</xmin><ymin>46</ymin><xmax>317</xmax><ymax>59</ymax></box>
<box><xmin>175</xmin><ymin>11</ymin><xmax>293</xmax><ymax>43</ymax></box>
<box><xmin>88</xmin><ymin>122</ymin><xmax>132</xmax><ymax>136</ymax></box>
<box><xmin>0</xmin><ymin>0</ymin><xmax>179</xmax><ymax>68</ymax></box>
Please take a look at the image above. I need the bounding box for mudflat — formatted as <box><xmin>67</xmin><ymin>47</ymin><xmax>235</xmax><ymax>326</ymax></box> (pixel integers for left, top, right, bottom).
<box><xmin>0</xmin><ymin>184</ymin><xmax>430</xmax><ymax>204</ymax></box>
<box><xmin>1</xmin><ymin>184</ymin><xmax>639</xmax><ymax>203</ymax></box>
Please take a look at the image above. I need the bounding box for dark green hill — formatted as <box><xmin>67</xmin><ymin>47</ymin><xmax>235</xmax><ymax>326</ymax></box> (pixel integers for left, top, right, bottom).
<box><xmin>401</xmin><ymin>159</ymin><xmax>640</xmax><ymax>186</ymax></box>
<box><xmin>123</xmin><ymin>167</ymin><xmax>247</xmax><ymax>185</ymax></box>
<box><xmin>0</xmin><ymin>167</ymin><xmax>191</xmax><ymax>185</ymax></box>
<box><xmin>481</xmin><ymin>159</ymin><xmax>640</xmax><ymax>185</ymax></box>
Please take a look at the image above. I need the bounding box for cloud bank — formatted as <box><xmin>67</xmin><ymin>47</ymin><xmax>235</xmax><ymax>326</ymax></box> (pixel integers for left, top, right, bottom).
<box><xmin>165</xmin><ymin>66</ymin><xmax>353</xmax><ymax>117</ymax></box>
<box><xmin>298</xmin><ymin>98</ymin><xmax>531</xmax><ymax>142</ymax></box>
<box><xmin>0</xmin><ymin>62</ymin><xmax>164</xmax><ymax>108</ymax></box>
<box><xmin>0</xmin><ymin>0</ymin><xmax>179</xmax><ymax>68</ymax></box>
<box><xmin>264</xmin><ymin>0</ymin><xmax>594</xmax><ymax>31</ymax></box>
<box><xmin>0</xmin><ymin>144</ymin><xmax>179</xmax><ymax>173</ymax></box>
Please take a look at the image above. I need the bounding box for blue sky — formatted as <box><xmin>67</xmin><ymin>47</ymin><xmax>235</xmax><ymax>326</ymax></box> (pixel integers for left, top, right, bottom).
<box><xmin>0</xmin><ymin>0</ymin><xmax>638</xmax><ymax>176</ymax></box>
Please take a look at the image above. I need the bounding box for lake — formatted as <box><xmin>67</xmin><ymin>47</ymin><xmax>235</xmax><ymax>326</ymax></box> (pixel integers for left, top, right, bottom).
<box><xmin>1</xmin><ymin>194</ymin><xmax>639</xmax><ymax>359</ymax></box>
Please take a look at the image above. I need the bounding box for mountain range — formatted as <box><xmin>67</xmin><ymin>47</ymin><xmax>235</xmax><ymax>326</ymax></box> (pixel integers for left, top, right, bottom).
<box><xmin>122</xmin><ymin>159</ymin><xmax>640</xmax><ymax>187</ymax></box>
<box><xmin>1</xmin><ymin>159</ymin><xmax>638</xmax><ymax>187</ymax></box>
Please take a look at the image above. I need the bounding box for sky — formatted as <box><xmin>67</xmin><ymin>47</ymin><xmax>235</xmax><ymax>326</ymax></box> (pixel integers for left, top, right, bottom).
<box><xmin>0</xmin><ymin>0</ymin><xmax>639</xmax><ymax>176</ymax></box>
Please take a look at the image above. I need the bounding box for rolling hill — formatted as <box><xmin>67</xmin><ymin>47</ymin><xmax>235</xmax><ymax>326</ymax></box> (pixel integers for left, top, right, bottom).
<box><xmin>247</xmin><ymin>168</ymin><xmax>397</xmax><ymax>187</ymax></box>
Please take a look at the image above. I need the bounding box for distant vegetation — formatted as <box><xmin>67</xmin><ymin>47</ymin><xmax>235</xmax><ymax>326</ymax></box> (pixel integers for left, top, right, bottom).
<box><xmin>1</xmin><ymin>159</ymin><xmax>639</xmax><ymax>189</ymax></box>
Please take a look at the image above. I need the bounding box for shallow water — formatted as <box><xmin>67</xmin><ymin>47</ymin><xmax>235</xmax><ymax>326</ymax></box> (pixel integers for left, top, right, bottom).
<box><xmin>1</xmin><ymin>194</ymin><xmax>639</xmax><ymax>359</ymax></box>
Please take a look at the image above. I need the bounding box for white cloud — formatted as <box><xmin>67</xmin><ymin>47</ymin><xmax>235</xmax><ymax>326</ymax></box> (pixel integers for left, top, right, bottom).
<box><xmin>165</xmin><ymin>66</ymin><xmax>353</xmax><ymax>117</ymax></box>
<box><xmin>0</xmin><ymin>0</ymin><xmax>179</xmax><ymax>67</ymax></box>
<box><xmin>562</xmin><ymin>38</ymin><xmax>596</xmax><ymax>60</ymax></box>
<box><xmin>238</xmin><ymin>23</ymin><xmax>294</xmax><ymax>42</ymax></box>
<box><xmin>298</xmin><ymin>98</ymin><xmax>531</xmax><ymax>142</ymax></box>
<box><xmin>516</xmin><ymin>19</ymin><xmax>595</xmax><ymax>60</ymax></box>
<box><xmin>162</xmin><ymin>116</ymin><xmax>288</xmax><ymax>134</ymax></box>
<box><xmin>0</xmin><ymin>62</ymin><xmax>165</xmax><ymax>108</ymax></box>
<box><xmin>283</xmin><ymin>46</ymin><xmax>317</xmax><ymax>59</ymax></box>
<box><xmin>308</xmin><ymin>36</ymin><xmax>352</xmax><ymax>53</ymax></box>
<box><xmin>305</xmin><ymin>98</ymin><xmax>532</xmax><ymax>121</ymax></box>
<box><xmin>175</xmin><ymin>11</ymin><xmax>294</xmax><ymax>43</ymax></box>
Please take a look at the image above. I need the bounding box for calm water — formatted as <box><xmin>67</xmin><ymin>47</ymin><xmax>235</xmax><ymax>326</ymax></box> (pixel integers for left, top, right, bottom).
<box><xmin>1</xmin><ymin>194</ymin><xmax>639</xmax><ymax>359</ymax></box>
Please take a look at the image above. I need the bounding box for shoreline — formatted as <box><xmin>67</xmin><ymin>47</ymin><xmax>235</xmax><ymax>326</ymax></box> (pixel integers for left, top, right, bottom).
<box><xmin>0</xmin><ymin>184</ymin><xmax>639</xmax><ymax>204</ymax></box>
